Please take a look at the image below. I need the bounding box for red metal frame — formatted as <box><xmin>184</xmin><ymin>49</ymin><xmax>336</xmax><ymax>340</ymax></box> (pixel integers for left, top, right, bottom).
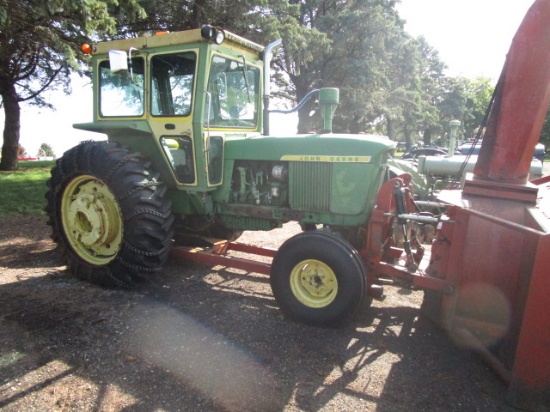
<box><xmin>472</xmin><ymin>0</ymin><xmax>550</xmax><ymax>186</ymax></box>
<box><xmin>363</xmin><ymin>174</ymin><xmax>452</xmax><ymax>292</ymax></box>
<box><xmin>171</xmin><ymin>174</ymin><xmax>453</xmax><ymax>298</ymax></box>
<box><xmin>168</xmin><ymin>1</ymin><xmax>550</xmax><ymax>405</ymax></box>
<box><xmin>428</xmin><ymin>0</ymin><xmax>550</xmax><ymax>405</ymax></box>
<box><xmin>170</xmin><ymin>240</ymin><xmax>276</xmax><ymax>276</ymax></box>
<box><xmin>169</xmin><ymin>178</ymin><xmax>550</xmax><ymax>406</ymax></box>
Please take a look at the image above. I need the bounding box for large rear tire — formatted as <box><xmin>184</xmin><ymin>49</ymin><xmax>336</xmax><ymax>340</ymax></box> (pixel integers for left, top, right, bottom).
<box><xmin>270</xmin><ymin>230</ymin><xmax>367</xmax><ymax>327</ymax></box>
<box><xmin>45</xmin><ymin>141</ymin><xmax>174</xmax><ymax>287</ymax></box>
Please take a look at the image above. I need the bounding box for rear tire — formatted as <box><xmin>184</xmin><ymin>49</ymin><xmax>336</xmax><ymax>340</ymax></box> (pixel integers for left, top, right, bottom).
<box><xmin>270</xmin><ymin>230</ymin><xmax>366</xmax><ymax>327</ymax></box>
<box><xmin>45</xmin><ymin>141</ymin><xmax>174</xmax><ymax>287</ymax></box>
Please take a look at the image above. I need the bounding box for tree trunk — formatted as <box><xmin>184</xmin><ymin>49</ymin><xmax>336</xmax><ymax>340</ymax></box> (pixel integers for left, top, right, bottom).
<box><xmin>349</xmin><ymin>114</ymin><xmax>362</xmax><ymax>134</ymax></box>
<box><xmin>191</xmin><ymin>0</ymin><xmax>208</xmax><ymax>28</ymax></box>
<box><xmin>386</xmin><ymin>117</ymin><xmax>394</xmax><ymax>140</ymax></box>
<box><xmin>0</xmin><ymin>84</ymin><xmax>21</xmax><ymax>171</ymax></box>
<box><xmin>404</xmin><ymin>126</ymin><xmax>413</xmax><ymax>150</ymax></box>
<box><xmin>423</xmin><ymin>127</ymin><xmax>432</xmax><ymax>146</ymax></box>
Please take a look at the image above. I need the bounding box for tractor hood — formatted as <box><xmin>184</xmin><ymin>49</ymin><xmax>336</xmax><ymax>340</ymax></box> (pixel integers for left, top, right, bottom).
<box><xmin>224</xmin><ymin>133</ymin><xmax>396</xmax><ymax>165</ymax></box>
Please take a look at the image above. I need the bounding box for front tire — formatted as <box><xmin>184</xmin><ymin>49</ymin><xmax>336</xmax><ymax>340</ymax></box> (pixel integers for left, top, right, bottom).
<box><xmin>45</xmin><ymin>141</ymin><xmax>174</xmax><ymax>287</ymax></box>
<box><xmin>270</xmin><ymin>231</ymin><xmax>367</xmax><ymax>327</ymax></box>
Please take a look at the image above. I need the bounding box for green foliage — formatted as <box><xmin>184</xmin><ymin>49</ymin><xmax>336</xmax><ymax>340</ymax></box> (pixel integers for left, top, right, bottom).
<box><xmin>265</xmin><ymin>0</ymin><xmax>408</xmax><ymax>134</ymax></box>
<box><xmin>0</xmin><ymin>0</ymin><xmax>146</xmax><ymax>104</ymax></box>
<box><xmin>0</xmin><ymin>0</ymin><xmax>510</xmax><ymax>170</ymax></box>
<box><xmin>0</xmin><ymin>163</ymin><xmax>54</xmax><ymax>215</ymax></box>
<box><xmin>17</xmin><ymin>145</ymin><xmax>28</xmax><ymax>157</ymax></box>
<box><xmin>38</xmin><ymin>143</ymin><xmax>55</xmax><ymax>158</ymax></box>
<box><xmin>0</xmin><ymin>0</ymin><xmax>146</xmax><ymax>170</ymax></box>
<box><xmin>319</xmin><ymin>0</ymin><xmax>408</xmax><ymax>134</ymax></box>
<box><xmin>117</xmin><ymin>0</ymin><xmax>269</xmax><ymax>36</ymax></box>
<box><xmin>18</xmin><ymin>160</ymin><xmax>56</xmax><ymax>169</ymax></box>
<box><xmin>436</xmin><ymin>76</ymin><xmax>493</xmax><ymax>143</ymax></box>
<box><xmin>123</xmin><ymin>0</ymin><xmax>497</xmax><ymax>145</ymax></box>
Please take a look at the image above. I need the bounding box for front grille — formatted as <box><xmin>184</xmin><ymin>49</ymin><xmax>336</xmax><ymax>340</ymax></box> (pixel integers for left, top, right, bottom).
<box><xmin>289</xmin><ymin>162</ymin><xmax>332</xmax><ymax>212</ymax></box>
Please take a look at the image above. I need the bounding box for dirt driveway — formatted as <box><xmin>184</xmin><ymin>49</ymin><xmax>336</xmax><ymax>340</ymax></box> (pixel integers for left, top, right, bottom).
<box><xmin>0</xmin><ymin>215</ymin><xmax>542</xmax><ymax>411</ymax></box>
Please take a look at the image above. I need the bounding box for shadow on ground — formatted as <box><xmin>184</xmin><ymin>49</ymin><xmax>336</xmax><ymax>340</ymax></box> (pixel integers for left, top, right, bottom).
<box><xmin>0</xmin><ymin>217</ymin><xmax>541</xmax><ymax>411</ymax></box>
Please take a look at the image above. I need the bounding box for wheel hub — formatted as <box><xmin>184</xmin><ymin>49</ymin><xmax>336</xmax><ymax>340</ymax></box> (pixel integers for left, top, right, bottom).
<box><xmin>68</xmin><ymin>193</ymin><xmax>114</xmax><ymax>247</ymax></box>
<box><xmin>290</xmin><ymin>259</ymin><xmax>338</xmax><ymax>308</ymax></box>
<box><xmin>61</xmin><ymin>176</ymin><xmax>122</xmax><ymax>265</ymax></box>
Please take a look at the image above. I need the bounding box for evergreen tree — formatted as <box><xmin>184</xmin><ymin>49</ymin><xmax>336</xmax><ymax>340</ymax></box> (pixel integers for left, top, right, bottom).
<box><xmin>0</xmin><ymin>0</ymin><xmax>145</xmax><ymax>170</ymax></box>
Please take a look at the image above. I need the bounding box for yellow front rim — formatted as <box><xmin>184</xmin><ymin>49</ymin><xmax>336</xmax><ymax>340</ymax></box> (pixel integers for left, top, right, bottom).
<box><xmin>290</xmin><ymin>259</ymin><xmax>338</xmax><ymax>308</ymax></box>
<box><xmin>61</xmin><ymin>175</ymin><xmax>123</xmax><ymax>265</ymax></box>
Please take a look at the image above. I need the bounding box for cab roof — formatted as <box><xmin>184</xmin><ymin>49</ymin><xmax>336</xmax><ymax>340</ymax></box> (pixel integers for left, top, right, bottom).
<box><xmin>91</xmin><ymin>28</ymin><xmax>264</xmax><ymax>56</ymax></box>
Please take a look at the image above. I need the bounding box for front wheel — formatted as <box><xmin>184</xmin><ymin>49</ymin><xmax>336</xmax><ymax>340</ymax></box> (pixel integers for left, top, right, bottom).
<box><xmin>270</xmin><ymin>231</ymin><xmax>367</xmax><ymax>327</ymax></box>
<box><xmin>45</xmin><ymin>141</ymin><xmax>174</xmax><ymax>287</ymax></box>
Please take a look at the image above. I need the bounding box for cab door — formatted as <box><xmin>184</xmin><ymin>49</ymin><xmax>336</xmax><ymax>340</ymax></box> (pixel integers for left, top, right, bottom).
<box><xmin>203</xmin><ymin>53</ymin><xmax>262</xmax><ymax>187</ymax></box>
<box><xmin>148</xmin><ymin>50</ymin><xmax>199</xmax><ymax>186</ymax></box>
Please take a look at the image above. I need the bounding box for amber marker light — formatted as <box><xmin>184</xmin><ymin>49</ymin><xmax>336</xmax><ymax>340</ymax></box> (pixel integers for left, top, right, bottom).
<box><xmin>81</xmin><ymin>43</ymin><xmax>93</xmax><ymax>55</ymax></box>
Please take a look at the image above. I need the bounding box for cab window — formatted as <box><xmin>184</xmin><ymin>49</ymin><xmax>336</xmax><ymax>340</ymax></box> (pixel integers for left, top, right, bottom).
<box><xmin>161</xmin><ymin>136</ymin><xmax>195</xmax><ymax>183</ymax></box>
<box><xmin>151</xmin><ymin>52</ymin><xmax>196</xmax><ymax>116</ymax></box>
<box><xmin>99</xmin><ymin>58</ymin><xmax>144</xmax><ymax>117</ymax></box>
<box><xmin>206</xmin><ymin>55</ymin><xmax>260</xmax><ymax>128</ymax></box>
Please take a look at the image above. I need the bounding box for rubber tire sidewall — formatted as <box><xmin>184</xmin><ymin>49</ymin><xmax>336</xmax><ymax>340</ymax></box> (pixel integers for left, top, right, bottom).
<box><xmin>271</xmin><ymin>230</ymin><xmax>366</xmax><ymax>327</ymax></box>
<box><xmin>46</xmin><ymin>141</ymin><xmax>173</xmax><ymax>287</ymax></box>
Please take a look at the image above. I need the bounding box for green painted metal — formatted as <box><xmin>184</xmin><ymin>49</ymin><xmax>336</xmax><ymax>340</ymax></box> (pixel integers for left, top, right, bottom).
<box><xmin>318</xmin><ymin>88</ymin><xmax>339</xmax><ymax>133</ymax></box>
<box><xmin>71</xmin><ymin>28</ymin><xmax>402</xmax><ymax>238</ymax></box>
<box><xmin>223</xmin><ymin>133</ymin><xmax>394</xmax><ymax>161</ymax></box>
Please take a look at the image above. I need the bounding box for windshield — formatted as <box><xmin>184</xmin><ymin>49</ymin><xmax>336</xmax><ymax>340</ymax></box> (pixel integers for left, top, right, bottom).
<box><xmin>206</xmin><ymin>55</ymin><xmax>260</xmax><ymax>128</ymax></box>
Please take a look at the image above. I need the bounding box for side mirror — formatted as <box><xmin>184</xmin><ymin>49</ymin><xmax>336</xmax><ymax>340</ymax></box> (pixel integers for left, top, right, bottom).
<box><xmin>109</xmin><ymin>50</ymin><xmax>128</xmax><ymax>72</ymax></box>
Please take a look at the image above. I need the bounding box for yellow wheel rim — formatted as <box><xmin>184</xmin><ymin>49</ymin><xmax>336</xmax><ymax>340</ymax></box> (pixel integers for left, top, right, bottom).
<box><xmin>290</xmin><ymin>259</ymin><xmax>338</xmax><ymax>308</ymax></box>
<box><xmin>61</xmin><ymin>175</ymin><xmax>123</xmax><ymax>265</ymax></box>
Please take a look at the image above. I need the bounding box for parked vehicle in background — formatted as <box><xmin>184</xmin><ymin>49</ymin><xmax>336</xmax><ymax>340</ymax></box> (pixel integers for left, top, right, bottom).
<box><xmin>458</xmin><ymin>141</ymin><xmax>545</xmax><ymax>163</ymax></box>
<box><xmin>400</xmin><ymin>145</ymin><xmax>448</xmax><ymax>160</ymax></box>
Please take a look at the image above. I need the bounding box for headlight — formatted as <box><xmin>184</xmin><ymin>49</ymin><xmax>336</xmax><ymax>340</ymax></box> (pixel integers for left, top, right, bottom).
<box><xmin>214</xmin><ymin>30</ymin><xmax>225</xmax><ymax>45</ymax></box>
<box><xmin>201</xmin><ymin>25</ymin><xmax>225</xmax><ymax>45</ymax></box>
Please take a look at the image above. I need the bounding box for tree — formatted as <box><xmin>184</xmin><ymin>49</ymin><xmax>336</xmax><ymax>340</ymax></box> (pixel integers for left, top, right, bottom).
<box><xmin>409</xmin><ymin>37</ymin><xmax>447</xmax><ymax>147</ymax></box>
<box><xmin>264</xmin><ymin>0</ymin><xmax>409</xmax><ymax>134</ymax></box>
<box><xmin>38</xmin><ymin>142</ymin><xmax>55</xmax><ymax>158</ymax></box>
<box><xmin>318</xmin><ymin>0</ymin><xmax>409</xmax><ymax>134</ymax></box>
<box><xmin>366</xmin><ymin>35</ymin><xmax>442</xmax><ymax>147</ymax></box>
<box><xmin>17</xmin><ymin>144</ymin><xmax>27</xmax><ymax>158</ymax></box>
<box><xmin>461</xmin><ymin>77</ymin><xmax>493</xmax><ymax>140</ymax></box>
<box><xmin>117</xmin><ymin>0</ymin><xmax>271</xmax><ymax>37</ymax></box>
<box><xmin>436</xmin><ymin>76</ymin><xmax>493</xmax><ymax>146</ymax></box>
<box><xmin>124</xmin><ymin>1</ymin><xmax>420</xmax><ymax>137</ymax></box>
<box><xmin>119</xmin><ymin>1</ymin><xmax>332</xmax><ymax>133</ymax></box>
<box><xmin>0</xmin><ymin>0</ymin><xmax>145</xmax><ymax>171</ymax></box>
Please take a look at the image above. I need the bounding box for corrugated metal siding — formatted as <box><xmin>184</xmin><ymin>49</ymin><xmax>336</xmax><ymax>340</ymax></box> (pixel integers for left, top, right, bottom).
<box><xmin>289</xmin><ymin>162</ymin><xmax>332</xmax><ymax>211</ymax></box>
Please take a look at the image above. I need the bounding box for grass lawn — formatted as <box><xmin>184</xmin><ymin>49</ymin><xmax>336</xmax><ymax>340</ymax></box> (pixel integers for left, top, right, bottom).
<box><xmin>0</xmin><ymin>160</ymin><xmax>56</xmax><ymax>216</ymax></box>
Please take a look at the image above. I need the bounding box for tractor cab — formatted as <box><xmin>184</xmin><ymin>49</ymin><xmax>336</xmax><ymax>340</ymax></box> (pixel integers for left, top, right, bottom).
<box><xmin>75</xmin><ymin>27</ymin><xmax>265</xmax><ymax>190</ymax></box>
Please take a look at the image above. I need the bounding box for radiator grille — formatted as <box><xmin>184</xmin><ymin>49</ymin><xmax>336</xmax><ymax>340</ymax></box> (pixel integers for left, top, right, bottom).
<box><xmin>289</xmin><ymin>162</ymin><xmax>332</xmax><ymax>211</ymax></box>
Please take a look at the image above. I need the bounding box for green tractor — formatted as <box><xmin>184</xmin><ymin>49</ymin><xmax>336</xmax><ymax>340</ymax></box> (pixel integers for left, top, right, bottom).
<box><xmin>46</xmin><ymin>27</ymin><xmax>409</xmax><ymax>327</ymax></box>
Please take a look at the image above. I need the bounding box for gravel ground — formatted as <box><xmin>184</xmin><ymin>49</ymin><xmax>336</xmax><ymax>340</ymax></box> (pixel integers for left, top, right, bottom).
<box><xmin>0</xmin><ymin>215</ymin><xmax>545</xmax><ymax>411</ymax></box>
